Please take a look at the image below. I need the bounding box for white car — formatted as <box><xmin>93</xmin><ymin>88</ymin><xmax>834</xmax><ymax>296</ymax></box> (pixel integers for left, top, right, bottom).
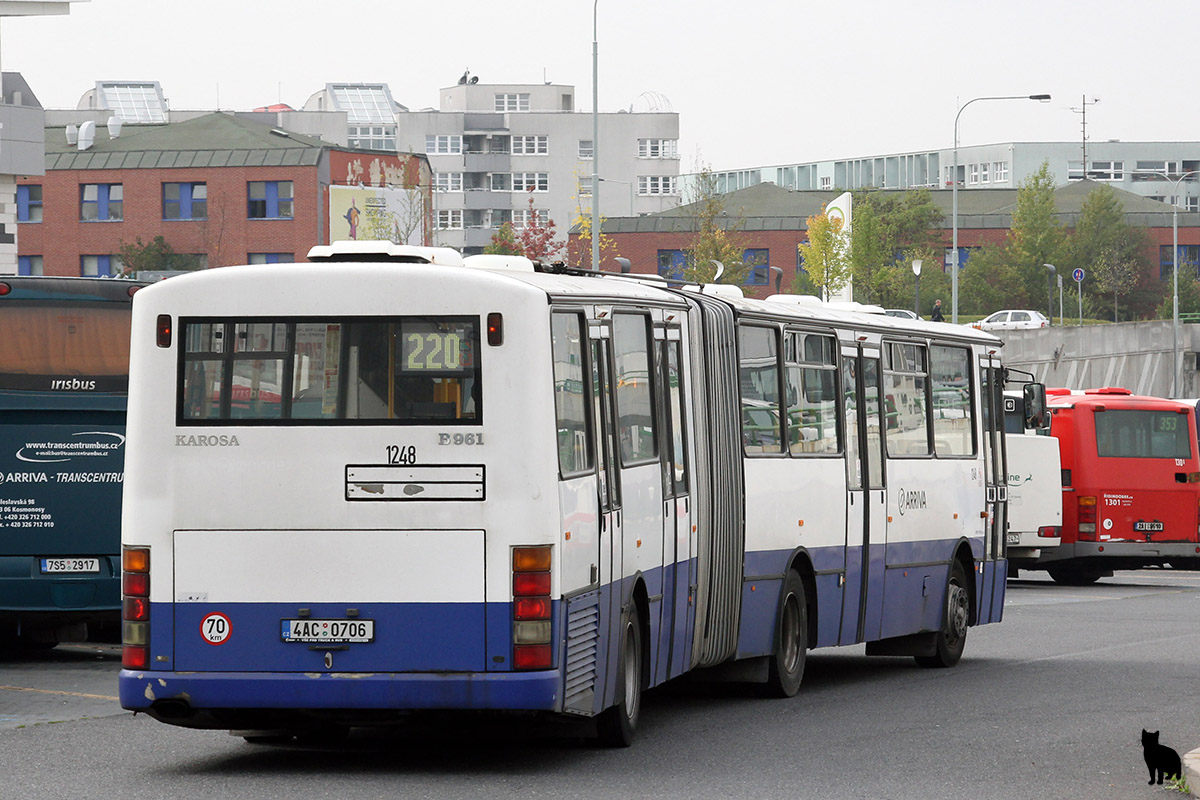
<box><xmin>884</xmin><ymin>309</ymin><xmax>920</xmax><ymax>320</ymax></box>
<box><xmin>969</xmin><ymin>309</ymin><xmax>1049</xmax><ymax>331</ymax></box>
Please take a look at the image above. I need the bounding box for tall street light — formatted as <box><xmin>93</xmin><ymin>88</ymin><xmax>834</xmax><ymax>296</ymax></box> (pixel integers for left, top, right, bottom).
<box><xmin>951</xmin><ymin>93</ymin><xmax>1051</xmax><ymax>323</ymax></box>
<box><xmin>912</xmin><ymin>259</ymin><xmax>923</xmax><ymax>316</ymax></box>
<box><xmin>1044</xmin><ymin>263</ymin><xmax>1057</xmax><ymax>324</ymax></box>
<box><xmin>591</xmin><ymin>0</ymin><xmax>600</xmax><ymax>271</ymax></box>
<box><xmin>1133</xmin><ymin>169</ymin><xmax>1200</xmax><ymax>396</ymax></box>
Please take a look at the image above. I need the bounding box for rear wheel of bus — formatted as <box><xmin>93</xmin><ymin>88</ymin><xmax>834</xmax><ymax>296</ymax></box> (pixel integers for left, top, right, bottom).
<box><xmin>764</xmin><ymin>571</ymin><xmax>808</xmax><ymax>698</ymax></box>
<box><xmin>596</xmin><ymin>604</ymin><xmax>643</xmax><ymax>747</ymax></box>
<box><xmin>916</xmin><ymin>560</ymin><xmax>969</xmax><ymax>669</ymax></box>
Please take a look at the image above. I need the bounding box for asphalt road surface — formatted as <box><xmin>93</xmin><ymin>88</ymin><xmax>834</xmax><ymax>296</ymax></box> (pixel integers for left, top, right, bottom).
<box><xmin>2</xmin><ymin>570</ymin><xmax>1198</xmax><ymax>800</ymax></box>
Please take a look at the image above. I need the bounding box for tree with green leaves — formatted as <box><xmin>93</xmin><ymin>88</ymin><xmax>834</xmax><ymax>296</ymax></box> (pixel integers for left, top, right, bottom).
<box><xmin>796</xmin><ymin>206</ymin><xmax>851</xmax><ymax>300</ymax></box>
<box><xmin>1007</xmin><ymin>161</ymin><xmax>1068</xmax><ymax>304</ymax></box>
<box><xmin>483</xmin><ymin>222</ymin><xmax>522</xmax><ymax>255</ymax></box>
<box><xmin>680</xmin><ymin>165</ymin><xmax>751</xmax><ymax>284</ymax></box>
<box><xmin>849</xmin><ymin>188</ymin><xmax>944</xmax><ymax>309</ymax></box>
<box><xmin>117</xmin><ymin>236</ymin><xmax>204</xmax><ymax>276</ymax></box>
<box><xmin>1067</xmin><ymin>183</ymin><xmax>1154</xmax><ymax>320</ymax></box>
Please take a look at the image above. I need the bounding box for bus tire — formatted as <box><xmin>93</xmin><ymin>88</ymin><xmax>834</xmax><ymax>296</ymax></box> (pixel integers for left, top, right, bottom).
<box><xmin>764</xmin><ymin>571</ymin><xmax>807</xmax><ymax>698</ymax></box>
<box><xmin>916</xmin><ymin>560</ymin><xmax>969</xmax><ymax>669</ymax></box>
<box><xmin>596</xmin><ymin>604</ymin><xmax>643</xmax><ymax>748</ymax></box>
<box><xmin>1047</xmin><ymin>565</ymin><xmax>1102</xmax><ymax>586</ymax></box>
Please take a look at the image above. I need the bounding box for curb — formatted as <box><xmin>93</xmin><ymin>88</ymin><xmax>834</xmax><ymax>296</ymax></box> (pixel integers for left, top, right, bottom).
<box><xmin>1184</xmin><ymin>747</ymin><xmax>1200</xmax><ymax>797</ymax></box>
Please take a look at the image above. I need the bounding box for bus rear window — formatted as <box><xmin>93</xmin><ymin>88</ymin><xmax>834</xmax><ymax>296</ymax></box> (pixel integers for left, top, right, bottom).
<box><xmin>1094</xmin><ymin>409</ymin><xmax>1191</xmax><ymax>459</ymax></box>
<box><xmin>180</xmin><ymin>317</ymin><xmax>481</xmax><ymax>424</ymax></box>
<box><xmin>0</xmin><ymin>303</ymin><xmax>132</xmax><ymax>391</ymax></box>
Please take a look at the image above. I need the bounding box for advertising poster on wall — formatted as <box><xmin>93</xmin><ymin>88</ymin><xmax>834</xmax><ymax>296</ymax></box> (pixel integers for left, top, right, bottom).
<box><xmin>329</xmin><ymin>185</ymin><xmax>425</xmax><ymax>246</ymax></box>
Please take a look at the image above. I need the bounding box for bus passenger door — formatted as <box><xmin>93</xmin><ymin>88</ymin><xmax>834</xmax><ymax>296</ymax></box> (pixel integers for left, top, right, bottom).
<box><xmin>589</xmin><ymin>330</ymin><xmax>623</xmax><ymax>713</ymax></box>
<box><xmin>839</xmin><ymin>346</ymin><xmax>886</xmax><ymax>645</ymax></box>
<box><xmin>657</xmin><ymin>333</ymin><xmax>692</xmax><ymax>681</ymax></box>
<box><xmin>979</xmin><ymin>361</ymin><xmax>1008</xmax><ymax>623</ymax></box>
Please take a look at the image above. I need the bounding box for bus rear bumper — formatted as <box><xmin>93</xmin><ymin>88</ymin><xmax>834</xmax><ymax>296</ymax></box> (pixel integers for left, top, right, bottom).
<box><xmin>119</xmin><ymin>668</ymin><xmax>562</xmax><ymax>728</ymax></box>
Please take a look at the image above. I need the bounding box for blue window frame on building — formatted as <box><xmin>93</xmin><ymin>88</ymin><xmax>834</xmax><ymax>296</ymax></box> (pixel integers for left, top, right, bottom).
<box><xmin>248</xmin><ymin>253</ymin><xmax>295</xmax><ymax>264</ymax></box>
<box><xmin>1160</xmin><ymin>245</ymin><xmax>1200</xmax><ymax>279</ymax></box>
<box><xmin>17</xmin><ymin>185</ymin><xmax>42</xmax><ymax>223</ymax></box>
<box><xmin>80</xmin><ymin>184</ymin><xmax>123</xmax><ymax>221</ymax></box>
<box><xmin>657</xmin><ymin>249</ymin><xmax>689</xmax><ymax>281</ymax></box>
<box><xmin>247</xmin><ymin>181</ymin><xmax>294</xmax><ymax>219</ymax></box>
<box><xmin>17</xmin><ymin>255</ymin><xmax>43</xmax><ymax>275</ymax></box>
<box><xmin>742</xmin><ymin>248</ymin><xmax>770</xmax><ymax>286</ymax></box>
<box><xmin>164</xmin><ymin>182</ymin><xmax>208</xmax><ymax>220</ymax></box>
<box><xmin>81</xmin><ymin>255</ymin><xmax>121</xmax><ymax>277</ymax></box>
<box><xmin>944</xmin><ymin>246</ymin><xmax>977</xmax><ymax>270</ymax></box>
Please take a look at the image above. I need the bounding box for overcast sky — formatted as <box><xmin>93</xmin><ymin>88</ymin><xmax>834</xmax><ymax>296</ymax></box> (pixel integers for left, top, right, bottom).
<box><xmin>4</xmin><ymin>0</ymin><xmax>1194</xmax><ymax>172</ymax></box>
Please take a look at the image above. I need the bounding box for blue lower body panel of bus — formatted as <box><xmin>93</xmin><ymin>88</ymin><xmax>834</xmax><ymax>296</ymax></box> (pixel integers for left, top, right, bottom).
<box><xmin>119</xmin><ymin>667</ymin><xmax>561</xmax><ymax>727</ymax></box>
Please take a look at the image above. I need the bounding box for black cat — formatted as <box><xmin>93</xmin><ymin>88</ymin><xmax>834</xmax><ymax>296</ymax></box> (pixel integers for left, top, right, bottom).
<box><xmin>1142</xmin><ymin>729</ymin><xmax>1183</xmax><ymax>785</ymax></box>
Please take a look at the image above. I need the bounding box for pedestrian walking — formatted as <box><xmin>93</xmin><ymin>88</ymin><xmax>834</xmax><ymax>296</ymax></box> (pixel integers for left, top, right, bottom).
<box><xmin>930</xmin><ymin>299</ymin><xmax>945</xmax><ymax>322</ymax></box>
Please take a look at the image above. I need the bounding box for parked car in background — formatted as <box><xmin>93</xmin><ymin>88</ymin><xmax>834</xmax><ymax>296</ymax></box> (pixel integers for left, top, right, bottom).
<box><xmin>884</xmin><ymin>309</ymin><xmax>920</xmax><ymax>320</ymax></box>
<box><xmin>969</xmin><ymin>310</ymin><xmax>1049</xmax><ymax>331</ymax></box>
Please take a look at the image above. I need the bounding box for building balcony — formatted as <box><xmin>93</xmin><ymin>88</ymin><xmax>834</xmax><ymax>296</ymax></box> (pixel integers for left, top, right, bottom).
<box><xmin>464</xmin><ymin>189</ymin><xmax>513</xmax><ymax>210</ymax></box>
<box><xmin>464</xmin><ymin>151</ymin><xmax>510</xmax><ymax>172</ymax></box>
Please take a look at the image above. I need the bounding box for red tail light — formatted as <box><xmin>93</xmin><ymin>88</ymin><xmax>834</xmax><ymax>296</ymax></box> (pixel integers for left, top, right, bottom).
<box><xmin>122</xmin><ymin>547</ymin><xmax>150</xmax><ymax>669</ymax></box>
<box><xmin>1037</xmin><ymin>526</ymin><xmax>1061</xmax><ymax>538</ymax></box>
<box><xmin>512</xmin><ymin>546</ymin><xmax>551</xmax><ymax>669</ymax></box>
<box><xmin>1078</xmin><ymin>496</ymin><xmax>1097</xmax><ymax>541</ymax></box>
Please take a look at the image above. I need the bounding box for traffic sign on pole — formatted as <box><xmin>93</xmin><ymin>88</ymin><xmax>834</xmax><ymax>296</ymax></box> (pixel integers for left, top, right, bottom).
<box><xmin>1073</xmin><ymin>268</ymin><xmax>1085</xmax><ymax>283</ymax></box>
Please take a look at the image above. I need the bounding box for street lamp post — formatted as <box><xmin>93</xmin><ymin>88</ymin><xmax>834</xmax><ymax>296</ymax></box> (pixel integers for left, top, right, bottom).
<box><xmin>1133</xmin><ymin>169</ymin><xmax>1200</xmax><ymax>396</ymax></box>
<box><xmin>1044</xmin><ymin>263</ymin><xmax>1057</xmax><ymax>324</ymax></box>
<box><xmin>591</xmin><ymin>0</ymin><xmax>600</xmax><ymax>271</ymax></box>
<box><xmin>912</xmin><ymin>258</ymin><xmax>923</xmax><ymax>316</ymax></box>
<box><xmin>952</xmin><ymin>93</ymin><xmax>1051</xmax><ymax>323</ymax></box>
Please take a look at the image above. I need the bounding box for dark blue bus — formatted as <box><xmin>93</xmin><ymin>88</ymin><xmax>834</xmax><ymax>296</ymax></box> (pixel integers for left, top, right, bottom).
<box><xmin>0</xmin><ymin>276</ymin><xmax>146</xmax><ymax>647</ymax></box>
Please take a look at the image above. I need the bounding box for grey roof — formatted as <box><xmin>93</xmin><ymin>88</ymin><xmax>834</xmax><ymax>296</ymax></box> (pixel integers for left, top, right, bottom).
<box><xmin>44</xmin><ymin>112</ymin><xmax>328</xmax><ymax>171</ymax></box>
<box><xmin>601</xmin><ymin>179</ymin><xmax>1195</xmax><ymax>234</ymax></box>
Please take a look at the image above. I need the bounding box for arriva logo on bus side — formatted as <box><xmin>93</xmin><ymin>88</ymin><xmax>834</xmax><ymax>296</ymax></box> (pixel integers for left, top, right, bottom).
<box><xmin>174</xmin><ymin>435</ymin><xmax>240</xmax><ymax>447</ymax></box>
<box><xmin>897</xmin><ymin>488</ymin><xmax>928</xmax><ymax>515</ymax></box>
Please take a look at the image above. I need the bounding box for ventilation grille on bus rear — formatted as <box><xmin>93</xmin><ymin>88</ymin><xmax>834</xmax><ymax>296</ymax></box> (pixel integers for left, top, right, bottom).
<box><xmin>563</xmin><ymin>594</ymin><xmax>601</xmax><ymax>716</ymax></box>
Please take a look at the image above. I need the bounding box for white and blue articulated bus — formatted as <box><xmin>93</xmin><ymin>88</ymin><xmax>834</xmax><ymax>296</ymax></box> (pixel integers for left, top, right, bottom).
<box><xmin>118</xmin><ymin>243</ymin><xmax>1017</xmax><ymax>745</ymax></box>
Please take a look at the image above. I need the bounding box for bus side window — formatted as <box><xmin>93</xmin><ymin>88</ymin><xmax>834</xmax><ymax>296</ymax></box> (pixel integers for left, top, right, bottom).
<box><xmin>551</xmin><ymin>312</ymin><xmax>593</xmax><ymax>476</ymax></box>
<box><xmin>612</xmin><ymin>313</ymin><xmax>657</xmax><ymax>465</ymax></box>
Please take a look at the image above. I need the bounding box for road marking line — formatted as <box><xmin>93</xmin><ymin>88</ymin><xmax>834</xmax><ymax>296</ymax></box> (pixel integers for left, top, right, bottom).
<box><xmin>0</xmin><ymin>685</ymin><xmax>118</xmax><ymax>701</ymax></box>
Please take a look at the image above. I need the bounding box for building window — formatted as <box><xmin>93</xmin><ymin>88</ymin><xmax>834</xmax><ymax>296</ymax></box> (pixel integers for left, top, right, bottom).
<box><xmin>163</xmin><ymin>182</ymin><xmax>207</xmax><ymax>220</ymax></box>
<box><xmin>993</xmin><ymin>161</ymin><xmax>1009</xmax><ymax>182</ymax></box>
<box><xmin>436</xmin><ymin>209</ymin><xmax>463</xmax><ymax>230</ymax></box>
<box><xmin>513</xmin><ymin>208</ymin><xmax>549</xmax><ymax>229</ymax></box>
<box><xmin>1090</xmin><ymin>161</ymin><xmax>1124</xmax><ymax>181</ymax></box>
<box><xmin>578</xmin><ymin>140</ymin><xmax>594</xmax><ymax>159</ymax></box>
<box><xmin>247</xmin><ymin>181</ymin><xmax>294</xmax><ymax>219</ymax></box>
<box><xmin>494</xmin><ymin>93</ymin><xmax>530</xmax><ymax>112</ymax></box>
<box><xmin>248</xmin><ymin>253</ymin><xmax>295</xmax><ymax>264</ymax></box>
<box><xmin>512</xmin><ymin>135</ymin><xmax>548</xmax><ymax>155</ymax></box>
<box><xmin>578</xmin><ymin>176</ymin><xmax>593</xmax><ymax>196</ymax></box>
<box><xmin>638</xmin><ymin>138</ymin><xmax>678</xmax><ymax>159</ymax></box>
<box><xmin>1160</xmin><ymin>245</ymin><xmax>1200</xmax><ymax>279</ymax></box>
<box><xmin>820</xmin><ymin>177</ymin><xmax>832</xmax><ymax>190</ymax></box>
<box><xmin>657</xmin><ymin>249</ymin><xmax>689</xmax><ymax>281</ymax></box>
<box><xmin>17</xmin><ymin>255</ymin><xmax>43</xmax><ymax>275</ymax></box>
<box><xmin>81</xmin><ymin>254</ymin><xmax>123</xmax><ymax>277</ymax></box>
<box><xmin>425</xmin><ymin>134</ymin><xmax>463</xmax><ymax>155</ymax></box>
<box><xmin>348</xmin><ymin>125</ymin><xmax>396</xmax><ymax>151</ymax></box>
<box><xmin>17</xmin><ymin>185</ymin><xmax>42</xmax><ymax>223</ymax></box>
<box><xmin>979</xmin><ymin>162</ymin><xmax>989</xmax><ymax>184</ymax></box>
<box><xmin>512</xmin><ymin>172</ymin><xmax>549</xmax><ymax>192</ymax></box>
<box><xmin>434</xmin><ymin>172</ymin><xmax>463</xmax><ymax>192</ymax></box>
<box><xmin>490</xmin><ymin>173</ymin><xmax>512</xmax><ymax>192</ymax></box>
<box><xmin>638</xmin><ymin>175</ymin><xmax>677</xmax><ymax>196</ymax></box>
<box><xmin>80</xmin><ymin>183</ymin><xmax>122</xmax><ymax>222</ymax></box>
<box><xmin>742</xmin><ymin>249</ymin><xmax>770</xmax><ymax>285</ymax></box>
<box><xmin>967</xmin><ymin>164</ymin><xmax>980</xmax><ymax>185</ymax></box>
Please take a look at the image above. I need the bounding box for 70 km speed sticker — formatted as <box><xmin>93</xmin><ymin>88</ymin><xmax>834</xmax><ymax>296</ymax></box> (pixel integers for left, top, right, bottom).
<box><xmin>200</xmin><ymin>612</ymin><xmax>232</xmax><ymax>645</ymax></box>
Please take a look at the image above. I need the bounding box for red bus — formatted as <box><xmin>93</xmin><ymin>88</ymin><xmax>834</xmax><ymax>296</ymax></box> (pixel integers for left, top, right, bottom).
<box><xmin>1032</xmin><ymin>387</ymin><xmax>1200</xmax><ymax>584</ymax></box>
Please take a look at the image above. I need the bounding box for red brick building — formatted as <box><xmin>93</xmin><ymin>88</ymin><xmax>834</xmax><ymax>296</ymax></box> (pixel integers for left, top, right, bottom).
<box><xmin>577</xmin><ymin>181</ymin><xmax>1200</xmax><ymax>302</ymax></box>
<box><xmin>16</xmin><ymin>112</ymin><xmax>431</xmax><ymax>276</ymax></box>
